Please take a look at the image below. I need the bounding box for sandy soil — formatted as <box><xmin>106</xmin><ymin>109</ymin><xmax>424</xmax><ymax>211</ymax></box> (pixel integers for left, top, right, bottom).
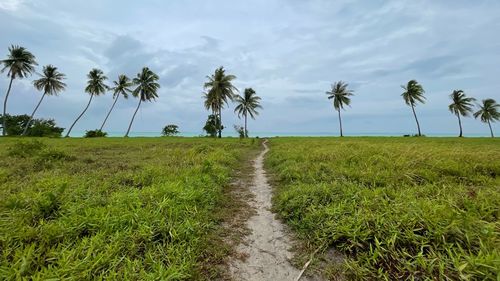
<box><xmin>230</xmin><ymin>141</ymin><xmax>315</xmax><ymax>281</ymax></box>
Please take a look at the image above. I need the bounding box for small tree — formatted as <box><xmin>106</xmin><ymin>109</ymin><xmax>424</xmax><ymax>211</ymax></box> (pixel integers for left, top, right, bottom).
<box><xmin>233</xmin><ymin>125</ymin><xmax>246</xmax><ymax>139</ymax></box>
<box><xmin>162</xmin><ymin>124</ymin><xmax>179</xmax><ymax>136</ymax></box>
<box><xmin>203</xmin><ymin>114</ymin><xmax>222</xmax><ymax>137</ymax></box>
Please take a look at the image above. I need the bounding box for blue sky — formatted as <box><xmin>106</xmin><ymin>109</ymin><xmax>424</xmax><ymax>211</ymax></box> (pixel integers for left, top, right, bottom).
<box><xmin>1</xmin><ymin>0</ymin><xmax>499</xmax><ymax>136</ymax></box>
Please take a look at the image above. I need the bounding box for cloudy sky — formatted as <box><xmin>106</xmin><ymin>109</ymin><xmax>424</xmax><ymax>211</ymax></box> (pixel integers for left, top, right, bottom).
<box><xmin>1</xmin><ymin>0</ymin><xmax>499</xmax><ymax>136</ymax></box>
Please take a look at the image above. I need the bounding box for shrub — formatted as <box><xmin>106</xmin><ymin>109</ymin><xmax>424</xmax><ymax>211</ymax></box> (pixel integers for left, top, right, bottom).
<box><xmin>162</xmin><ymin>124</ymin><xmax>179</xmax><ymax>136</ymax></box>
<box><xmin>0</xmin><ymin>114</ymin><xmax>64</xmax><ymax>137</ymax></box>
<box><xmin>233</xmin><ymin>125</ymin><xmax>246</xmax><ymax>139</ymax></box>
<box><xmin>203</xmin><ymin>114</ymin><xmax>222</xmax><ymax>137</ymax></box>
<box><xmin>8</xmin><ymin>140</ymin><xmax>46</xmax><ymax>158</ymax></box>
<box><xmin>84</xmin><ymin>129</ymin><xmax>107</xmax><ymax>138</ymax></box>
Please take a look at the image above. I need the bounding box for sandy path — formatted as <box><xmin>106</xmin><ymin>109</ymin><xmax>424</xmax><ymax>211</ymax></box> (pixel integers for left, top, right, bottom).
<box><xmin>230</xmin><ymin>140</ymin><xmax>313</xmax><ymax>281</ymax></box>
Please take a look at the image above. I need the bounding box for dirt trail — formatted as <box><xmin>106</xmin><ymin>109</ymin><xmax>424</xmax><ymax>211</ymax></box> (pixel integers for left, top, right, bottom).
<box><xmin>230</xmin><ymin>140</ymin><xmax>314</xmax><ymax>281</ymax></box>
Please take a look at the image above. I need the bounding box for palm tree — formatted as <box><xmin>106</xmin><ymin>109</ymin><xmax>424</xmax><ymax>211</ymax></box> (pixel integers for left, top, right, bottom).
<box><xmin>100</xmin><ymin>74</ymin><xmax>131</xmax><ymax>131</ymax></box>
<box><xmin>234</xmin><ymin>88</ymin><xmax>262</xmax><ymax>138</ymax></box>
<box><xmin>203</xmin><ymin>67</ymin><xmax>238</xmax><ymax>138</ymax></box>
<box><xmin>448</xmin><ymin>90</ymin><xmax>475</xmax><ymax>137</ymax></box>
<box><xmin>401</xmin><ymin>80</ymin><xmax>425</xmax><ymax>136</ymax></box>
<box><xmin>474</xmin><ymin>99</ymin><xmax>499</xmax><ymax>138</ymax></box>
<box><xmin>326</xmin><ymin>81</ymin><xmax>354</xmax><ymax>137</ymax></box>
<box><xmin>65</xmin><ymin>68</ymin><xmax>108</xmax><ymax>137</ymax></box>
<box><xmin>1</xmin><ymin>45</ymin><xmax>38</xmax><ymax>136</ymax></box>
<box><xmin>22</xmin><ymin>65</ymin><xmax>66</xmax><ymax>135</ymax></box>
<box><xmin>125</xmin><ymin>67</ymin><xmax>160</xmax><ymax>137</ymax></box>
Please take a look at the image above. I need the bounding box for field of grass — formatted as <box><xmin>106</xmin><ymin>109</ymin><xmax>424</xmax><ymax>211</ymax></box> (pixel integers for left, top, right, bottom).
<box><xmin>266</xmin><ymin>137</ymin><xmax>500</xmax><ymax>280</ymax></box>
<box><xmin>0</xmin><ymin>137</ymin><xmax>258</xmax><ymax>280</ymax></box>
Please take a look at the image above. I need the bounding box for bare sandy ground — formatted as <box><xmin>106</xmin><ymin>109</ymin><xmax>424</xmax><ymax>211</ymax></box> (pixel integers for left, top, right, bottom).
<box><xmin>230</xmin><ymin>141</ymin><xmax>316</xmax><ymax>281</ymax></box>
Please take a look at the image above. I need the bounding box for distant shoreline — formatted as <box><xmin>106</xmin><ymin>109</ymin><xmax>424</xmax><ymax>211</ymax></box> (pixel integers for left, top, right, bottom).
<box><xmin>67</xmin><ymin>131</ymin><xmax>496</xmax><ymax>138</ymax></box>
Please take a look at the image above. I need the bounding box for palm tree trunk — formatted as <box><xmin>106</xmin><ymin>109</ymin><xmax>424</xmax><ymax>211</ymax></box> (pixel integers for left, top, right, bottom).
<box><xmin>22</xmin><ymin>92</ymin><xmax>47</xmax><ymax>136</ymax></box>
<box><xmin>218</xmin><ymin>107</ymin><xmax>222</xmax><ymax>138</ymax></box>
<box><xmin>100</xmin><ymin>95</ymin><xmax>119</xmax><ymax>131</ymax></box>
<box><xmin>457</xmin><ymin>114</ymin><xmax>463</xmax><ymax>137</ymax></box>
<box><xmin>411</xmin><ymin>104</ymin><xmax>421</xmax><ymax>136</ymax></box>
<box><xmin>488</xmin><ymin>120</ymin><xmax>494</xmax><ymax>138</ymax></box>
<box><xmin>338</xmin><ymin>108</ymin><xmax>343</xmax><ymax>137</ymax></box>
<box><xmin>65</xmin><ymin>94</ymin><xmax>94</xmax><ymax>137</ymax></box>
<box><xmin>2</xmin><ymin>77</ymin><xmax>14</xmax><ymax>136</ymax></box>
<box><xmin>125</xmin><ymin>98</ymin><xmax>142</xmax><ymax>137</ymax></box>
<box><xmin>244</xmin><ymin>113</ymin><xmax>248</xmax><ymax>138</ymax></box>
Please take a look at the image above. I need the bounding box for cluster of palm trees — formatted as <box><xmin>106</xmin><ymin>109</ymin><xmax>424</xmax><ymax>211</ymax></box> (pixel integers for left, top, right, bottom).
<box><xmin>326</xmin><ymin>80</ymin><xmax>499</xmax><ymax>137</ymax></box>
<box><xmin>203</xmin><ymin>67</ymin><xmax>262</xmax><ymax>138</ymax></box>
<box><xmin>1</xmin><ymin>45</ymin><xmax>160</xmax><ymax>137</ymax></box>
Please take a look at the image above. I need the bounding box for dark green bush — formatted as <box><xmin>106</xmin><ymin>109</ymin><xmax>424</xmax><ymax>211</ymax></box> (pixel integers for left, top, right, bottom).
<box><xmin>0</xmin><ymin>114</ymin><xmax>64</xmax><ymax>137</ymax></box>
<box><xmin>84</xmin><ymin>129</ymin><xmax>107</xmax><ymax>138</ymax></box>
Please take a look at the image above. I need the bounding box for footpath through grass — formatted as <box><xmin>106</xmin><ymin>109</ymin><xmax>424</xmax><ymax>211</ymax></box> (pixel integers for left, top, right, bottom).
<box><xmin>0</xmin><ymin>137</ymin><xmax>258</xmax><ymax>280</ymax></box>
<box><xmin>266</xmin><ymin>137</ymin><xmax>500</xmax><ymax>280</ymax></box>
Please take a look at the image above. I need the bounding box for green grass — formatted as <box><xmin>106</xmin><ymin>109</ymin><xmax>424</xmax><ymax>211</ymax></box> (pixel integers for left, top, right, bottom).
<box><xmin>266</xmin><ymin>137</ymin><xmax>500</xmax><ymax>280</ymax></box>
<box><xmin>0</xmin><ymin>137</ymin><xmax>258</xmax><ymax>280</ymax></box>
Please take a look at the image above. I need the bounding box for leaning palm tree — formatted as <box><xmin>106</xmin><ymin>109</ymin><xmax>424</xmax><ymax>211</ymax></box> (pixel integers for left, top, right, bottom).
<box><xmin>234</xmin><ymin>88</ymin><xmax>262</xmax><ymax>138</ymax></box>
<box><xmin>203</xmin><ymin>67</ymin><xmax>238</xmax><ymax>138</ymax></box>
<box><xmin>401</xmin><ymin>80</ymin><xmax>425</xmax><ymax>136</ymax></box>
<box><xmin>65</xmin><ymin>68</ymin><xmax>108</xmax><ymax>137</ymax></box>
<box><xmin>448</xmin><ymin>90</ymin><xmax>475</xmax><ymax>137</ymax></box>
<box><xmin>1</xmin><ymin>45</ymin><xmax>37</xmax><ymax>136</ymax></box>
<box><xmin>326</xmin><ymin>81</ymin><xmax>354</xmax><ymax>137</ymax></box>
<box><xmin>22</xmin><ymin>65</ymin><xmax>66</xmax><ymax>135</ymax></box>
<box><xmin>125</xmin><ymin>67</ymin><xmax>160</xmax><ymax>137</ymax></box>
<box><xmin>100</xmin><ymin>74</ymin><xmax>132</xmax><ymax>131</ymax></box>
<box><xmin>473</xmin><ymin>99</ymin><xmax>499</xmax><ymax>138</ymax></box>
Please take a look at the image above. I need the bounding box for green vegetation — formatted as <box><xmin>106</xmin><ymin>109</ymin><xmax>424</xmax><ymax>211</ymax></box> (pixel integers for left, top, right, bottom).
<box><xmin>0</xmin><ymin>137</ymin><xmax>258</xmax><ymax>280</ymax></box>
<box><xmin>0</xmin><ymin>114</ymin><xmax>64</xmax><ymax>137</ymax></box>
<box><xmin>448</xmin><ymin>90</ymin><xmax>475</xmax><ymax>138</ymax></box>
<box><xmin>84</xmin><ymin>129</ymin><xmax>108</xmax><ymax>138</ymax></box>
<box><xmin>266</xmin><ymin>137</ymin><xmax>500</xmax><ymax>280</ymax></box>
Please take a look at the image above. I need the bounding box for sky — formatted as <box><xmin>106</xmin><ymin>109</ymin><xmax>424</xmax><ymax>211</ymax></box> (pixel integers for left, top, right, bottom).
<box><xmin>1</xmin><ymin>0</ymin><xmax>499</xmax><ymax>136</ymax></box>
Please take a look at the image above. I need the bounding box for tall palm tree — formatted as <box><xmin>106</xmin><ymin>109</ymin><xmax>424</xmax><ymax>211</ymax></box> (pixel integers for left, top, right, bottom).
<box><xmin>401</xmin><ymin>80</ymin><xmax>425</xmax><ymax>136</ymax></box>
<box><xmin>22</xmin><ymin>65</ymin><xmax>66</xmax><ymax>135</ymax></box>
<box><xmin>100</xmin><ymin>74</ymin><xmax>131</xmax><ymax>131</ymax></box>
<box><xmin>125</xmin><ymin>67</ymin><xmax>160</xmax><ymax>137</ymax></box>
<box><xmin>326</xmin><ymin>81</ymin><xmax>354</xmax><ymax>137</ymax></box>
<box><xmin>65</xmin><ymin>68</ymin><xmax>108</xmax><ymax>137</ymax></box>
<box><xmin>234</xmin><ymin>88</ymin><xmax>262</xmax><ymax>138</ymax></box>
<box><xmin>203</xmin><ymin>67</ymin><xmax>238</xmax><ymax>138</ymax></box>
<box><xmin>474</xmin><ymin>99</ymin><xmax>499</xmax><ymax>138</ymax></box>
<box><xmin>1</xmin><ymin>45</ymin><xmax>38</xmax><ymax>136</ymax></box>
<box><xmin>448</xmin><ymin>90</ymin><xmax>475</xmax><ymax>137</ymax></box>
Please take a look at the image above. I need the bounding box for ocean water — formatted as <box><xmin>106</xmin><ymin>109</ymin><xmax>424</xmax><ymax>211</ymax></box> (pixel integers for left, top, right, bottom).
<box><xmin>70</xmin><ymin>131</ymin><xmax>494</xmax><ymax>138</ymax></box>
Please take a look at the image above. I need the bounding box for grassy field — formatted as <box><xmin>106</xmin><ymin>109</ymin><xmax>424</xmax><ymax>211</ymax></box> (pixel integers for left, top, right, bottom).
<box><xmin>266</xmin><ymin>137</ymin><xmax>500</xmax><ymax>280</ymax></box>
<box><xmin>0</xmin><ymin>137</ymin><xmax>258</xmax><ymax>280</ymax></box>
